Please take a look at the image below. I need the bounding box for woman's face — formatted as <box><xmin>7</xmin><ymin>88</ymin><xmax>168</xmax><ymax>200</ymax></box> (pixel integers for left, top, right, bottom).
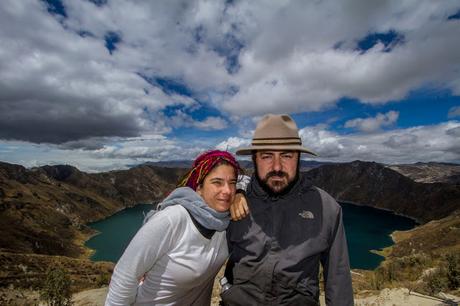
<box><xmin>196</xmin><ymin>164</ymin><xmax>237</xmax><ymax>212</ymax></box>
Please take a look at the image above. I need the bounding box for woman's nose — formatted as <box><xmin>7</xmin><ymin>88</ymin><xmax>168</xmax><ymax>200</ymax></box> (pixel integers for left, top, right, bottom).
<box><xmin>221</xmin><ymin>182</ymin><xmax>232</xmax><ymax>195</ymax></box>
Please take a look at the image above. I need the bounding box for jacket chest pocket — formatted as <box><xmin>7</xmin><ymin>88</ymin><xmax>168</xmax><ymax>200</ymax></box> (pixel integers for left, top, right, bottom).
<box><xmin>277</xmin><ymin>207</ymin><xmax>327</xmax><ymax>250</ymax></box>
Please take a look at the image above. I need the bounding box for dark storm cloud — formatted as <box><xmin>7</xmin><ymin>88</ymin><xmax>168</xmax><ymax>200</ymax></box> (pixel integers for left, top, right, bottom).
<box><xmin>0</xmin><ymin>0</ymin><xmax>187</xmax><ymax>145</ymax></box>
<box><xmin>0</xmin><ymin>59</ymin><xmax>146</xmax><ymax>144</ymax></box>
<box><xmin>0</xmin><ymin>97</ymin><xmax>140</xmax><ymax>144</ymax></box>
<box><xmin>58</xmin><ymin>138</ymin><xmax>108</xmax><ymax>151</ymax></box>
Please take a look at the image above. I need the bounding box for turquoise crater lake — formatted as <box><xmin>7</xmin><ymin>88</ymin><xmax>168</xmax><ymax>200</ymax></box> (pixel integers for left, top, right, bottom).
<box><xmin>85</xmin><ymin>203</ymin><xmax>417</xmax><ymax>270</ymax></box>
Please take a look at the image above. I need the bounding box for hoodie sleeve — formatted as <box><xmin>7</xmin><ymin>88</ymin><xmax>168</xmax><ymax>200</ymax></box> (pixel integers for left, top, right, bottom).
<box><xmin>236</xmin><ymin>174</ymin><xmax>251</xmax><ymax>192</ymax></box>
<box><xmin>320</xmin><ymin>204</ymin><xmax>354</xmax><ymax>306</ymax></box>
<box><xmin>105</xmin><ymin>210</ymin><xmax>176</xmax><ymax>306</ymax></box>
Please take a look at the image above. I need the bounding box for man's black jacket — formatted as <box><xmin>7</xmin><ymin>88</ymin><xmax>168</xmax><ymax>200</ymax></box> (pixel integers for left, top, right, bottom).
<box><xmin>223</xmin><ymin>174</ymin><xmax>354</xmax><ymax>306</ymax></box>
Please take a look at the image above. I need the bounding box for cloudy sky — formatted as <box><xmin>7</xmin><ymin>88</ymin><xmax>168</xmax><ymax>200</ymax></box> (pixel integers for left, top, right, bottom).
<box><xmin>0</xmin><ymin>0</ymin><xmax>459</xmax><ymax>171</ymax></box>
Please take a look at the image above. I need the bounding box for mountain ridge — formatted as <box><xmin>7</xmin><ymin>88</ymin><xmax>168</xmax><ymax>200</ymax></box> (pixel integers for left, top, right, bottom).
<box><xmin>0</xmin><ymin>162</ymin><xmax>185</xmax><ymax>256</ymax></box>
<box><xmin>305</xmin><ymin>160</ymin><xmax>460</xmax><ymax>223</ymax></box>
<box><xmin>0</xmin><ymin>159</ymin><xmax>459</xmax><ymax>298</ymax></box>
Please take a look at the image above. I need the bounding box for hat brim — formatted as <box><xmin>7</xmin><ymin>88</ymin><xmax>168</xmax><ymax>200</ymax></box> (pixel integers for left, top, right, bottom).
<box><xmin>235</xmin><ymin>144</ymin><xmax>317</xmax><ymax>156</ymax></box>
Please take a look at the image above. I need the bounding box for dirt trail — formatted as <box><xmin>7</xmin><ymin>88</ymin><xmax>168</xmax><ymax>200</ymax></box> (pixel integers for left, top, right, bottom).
<box><xmin>71</xmin><ymin>287</ymin><xmax>460</xmax><ymax>306</ymax></box>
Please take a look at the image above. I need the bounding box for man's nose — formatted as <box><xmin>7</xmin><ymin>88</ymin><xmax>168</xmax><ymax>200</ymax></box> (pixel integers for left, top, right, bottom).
<box><xmin>272</xmin><ymin>156</ymin><xmax>282</xmax><ymax>171</ymax></box>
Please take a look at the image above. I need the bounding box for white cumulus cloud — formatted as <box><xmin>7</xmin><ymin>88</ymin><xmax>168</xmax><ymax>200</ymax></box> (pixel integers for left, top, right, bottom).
<box><xmin>345</xmin><ymin>111</ymin><xmax>399</xmax><ymax>133</ymax></box>
<box><xmin>216</xmin><ymin>137</ymin><xmax>250</xmax><ymax>151</ymax></box>
<box><xmin>224</xmin><ymin>120</ymin><xmax>460</xmax><ymax>164</ymax></box>
<box><xmin>448</xmin><ymin>106</ymin><xmax>460</xmax><ymax>118</ymax></box>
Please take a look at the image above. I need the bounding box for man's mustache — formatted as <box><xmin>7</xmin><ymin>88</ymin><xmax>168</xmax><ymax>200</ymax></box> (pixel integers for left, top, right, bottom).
<box><xmin>265</xmin><ymin>171</ymin><xmax>288</xmax><ymax>179</ymax></box>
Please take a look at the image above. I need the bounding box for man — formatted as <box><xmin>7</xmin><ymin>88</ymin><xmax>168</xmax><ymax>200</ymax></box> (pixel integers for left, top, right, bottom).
<box><xmin>222</xmin><ymin>114</ymin><xmax>353</xmax><ymax>306</ymax></box>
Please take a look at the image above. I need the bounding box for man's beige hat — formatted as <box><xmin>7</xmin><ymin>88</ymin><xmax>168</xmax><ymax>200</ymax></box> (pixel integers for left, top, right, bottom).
<box><xmin>236</xmin><ymin>114</ymin><xmax>317</xmax><ymax>156</ymax></box>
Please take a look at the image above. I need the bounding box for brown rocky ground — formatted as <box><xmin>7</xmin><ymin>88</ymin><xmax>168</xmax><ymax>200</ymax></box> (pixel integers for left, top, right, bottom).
<box><xmin>0</xmin><ymin>162</ymin><xmax>184</xmax><ymax>257</ymax></box>
<box><xmin>0</xmin><ymin>252</ymin><xmax>113</xmax><ymax>291</ymax></box>
<box><xmin>389</xmin><ymin>162</ymin><xmax>460</xmax><ymax>184</ymax></box>
<box><xmin>0</xmin><ymin>252</ymin><xmax>113</xmax><ymax>305</ymax></box>
<box><xmin>0</xmin><ymin>161</ymin><xmax>183</xmax><ymax>304</ymax></box>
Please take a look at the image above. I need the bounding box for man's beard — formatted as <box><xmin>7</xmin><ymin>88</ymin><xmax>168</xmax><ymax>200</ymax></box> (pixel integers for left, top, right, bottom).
<box><xmin>255</xmin><ymin>168</ymin><xmax>299</xmax><ymax>196</ymax></box>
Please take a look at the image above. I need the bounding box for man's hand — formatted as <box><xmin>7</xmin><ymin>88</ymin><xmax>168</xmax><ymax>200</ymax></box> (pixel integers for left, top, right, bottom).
<box><xmin>230</xmin><ymin>193</ymin><xmax>249</xmax><ymax>221</ymax></box>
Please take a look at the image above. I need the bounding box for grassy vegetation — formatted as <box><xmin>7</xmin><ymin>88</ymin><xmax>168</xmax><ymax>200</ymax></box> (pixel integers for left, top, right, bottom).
<box><xmin>0</xmin><ymin>252</ymin><xmax>113</xmax><ymax>292</ymax></box>
<box><xmin>40</xmin><ymin>267</ymin><xmax>73</xmax><ymax>306</ymax></box>
<box><xmin>357</xmin><ymin>249</ymin><xmax>460</xmax><ymax>297</ymax></box>
<box><xmin>354</xmin><ymin>210</ymin><xmax>460</xmax><ymax>298</ymax></box>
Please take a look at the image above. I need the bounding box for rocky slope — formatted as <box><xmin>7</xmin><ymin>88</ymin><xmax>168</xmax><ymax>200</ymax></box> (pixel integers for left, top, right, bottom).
<box><xmin>305</xmin><ymin>160</ymin><xmax>460</xmax><ymax>222</ymax></box>
<box><xmin>389</xmin><ymin>209</ymin><xmax>460</xmax><ymax>258</ymax></box>
<box><xmin>0</xmin><ymin>162</ymin><xmax>184</xmax><ymax>257</ymax></box>
<box><xmin>388</xmin><ymin>162</ymin><xmax>460</xmax><ymax>184</ymax></box>
<box><xmin>0</xmin><ymin>161</ymin><xmax>184</xmax><ymax>294</ymax></box>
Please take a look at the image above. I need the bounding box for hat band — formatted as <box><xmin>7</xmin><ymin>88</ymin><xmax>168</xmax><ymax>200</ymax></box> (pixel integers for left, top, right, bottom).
<box><xmin>252</xmin><ymin>137</ymin><xmax>302</xmax><ymax>146</ymax></box>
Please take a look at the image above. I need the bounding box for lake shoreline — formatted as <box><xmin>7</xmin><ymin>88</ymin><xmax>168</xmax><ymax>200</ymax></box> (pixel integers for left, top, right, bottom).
<box><xmin>339</xmin><ymin>200</ymin><xmax>422</xmax><ymax>224</ymax></box>
<box><xmin>84</xmin><ymin>203</ymin><xmax>157</xmax><ymax>263</ymax></box>
<box><xmin>83</xmin><ymin>201</ymin><xmax>418</xmax><ymax>270</ymax></box>
<box><xmin>339</xmin><ymin>200</ymin><xmax>420</xmax><ymax>252</ymax></box>
<box><xmin>79</xmin><ymin>202</ymin><xmax>158</xmax><ymax>261</ymax></box>
<box><xmin>339</xmin><ymin>201</ymin><xmax>418</xmax><ymax>270</ymax></box>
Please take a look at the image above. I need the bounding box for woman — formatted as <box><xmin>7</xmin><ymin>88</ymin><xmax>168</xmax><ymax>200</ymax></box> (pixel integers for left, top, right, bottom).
<box><xmin>105</xmin><ymin>150</ymin><xmax>241</xmax><ymax>305</ymax></box>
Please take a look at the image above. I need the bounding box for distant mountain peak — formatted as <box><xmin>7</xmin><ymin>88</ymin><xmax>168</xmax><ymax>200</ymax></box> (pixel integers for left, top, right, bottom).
<box><xmin>39</xmin><ymin>164</ymin><xmax>81</xmax><ymax>181</ymax></box>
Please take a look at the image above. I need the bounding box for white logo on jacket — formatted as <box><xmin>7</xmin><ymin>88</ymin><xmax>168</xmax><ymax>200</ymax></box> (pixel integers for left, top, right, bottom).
<box><xmin>299</xmin><ymin>210</ymin><xmax>314</xmax><ymax>219</ymax></box>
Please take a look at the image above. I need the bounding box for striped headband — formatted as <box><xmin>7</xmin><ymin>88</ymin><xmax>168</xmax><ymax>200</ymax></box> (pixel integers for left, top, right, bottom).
<box><xmin>177</xmin><ymin>150</ymin><xmax>241</xmax><ymax>191</ymax></box>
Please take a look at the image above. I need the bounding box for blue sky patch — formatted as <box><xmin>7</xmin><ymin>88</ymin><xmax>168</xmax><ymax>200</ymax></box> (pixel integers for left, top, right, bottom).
<box><xmin>41</xmin><ymin>0</ymin><xmax>67</xmax><ymax>18</ymax></box>
<box><xmin>292</xmin><ymin>88</ymin><xmax>460</xmax><ymax>134</ymax></box>
<box><xmin>104</xmin><ymin>32</ymin><xmax>121</xmax><ymax>54</ymax></box>
<box><xmin>292</xmin><ymin>98</ymin><xmax>381</xmax><ymax>134</ymax></box>
<box><xmin>448</xmin><ymin>9</ymin><xmax>460</xmax><ymax>20</ymax></box>
<box><xmin>388</xmin><ymin>88</ymin><xmax>460</xmax><ymax>127</ymax></box>
<box><xmin>162</xmin><ymin>105</ymin><xmax>186</xmax><ymax>117</ymax></box>
<box><xmin>356</xmin><ymin>30</ymin><xmax>404</xmax><ymax>52</ymax></box>
<box><xmin>163</xmin><ymin>103</ymin><xmax>223</xmax><ymax>121</ymax></box>
<box><xmin>162</xmin><ymin>103</ymin><xmax>232</xmax><ymax>140</ymax></box>
<box><xmin>153</xmin><ymin>77</ymin><xmax>194</xmax><ymax>97</ymax></box>
<box><xmin>88</xmin><ymin>0</ymin><xmax>108</xmax><ymax>7</ymax></box>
